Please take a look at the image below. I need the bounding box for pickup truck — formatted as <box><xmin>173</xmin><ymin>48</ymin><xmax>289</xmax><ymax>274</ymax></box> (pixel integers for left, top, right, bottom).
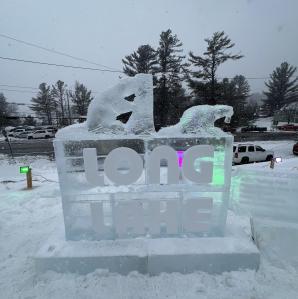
<box><xmin>241</xmin><ymin>126</ymin><xmax>267</xmax><ymax>132</ymax></box>
<box><xmin>277</xmin><ymin>124</ymin><xmax>298</xmax><ymax>131</ymax></box>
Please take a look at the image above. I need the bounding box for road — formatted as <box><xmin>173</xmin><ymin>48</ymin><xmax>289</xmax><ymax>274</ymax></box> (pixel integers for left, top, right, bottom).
<box><xmin>0</xmin><ymin>139</ymin><xmax>54</xmax><ymax>157</ymax></box>
<box><xmin>0</xmin><ymin>131</ymin><xmax>297</xmax><ymax>157</ymax></box>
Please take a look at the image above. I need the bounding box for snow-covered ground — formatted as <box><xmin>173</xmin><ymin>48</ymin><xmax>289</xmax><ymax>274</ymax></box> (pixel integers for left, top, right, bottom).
<box><xmin>253</xmin><ymin>117</ymin><xmax>298</xmax><ymax>131</ymax></box>
<box><xmin>0</xmin><ymin>141</ymin><xmax>298</xmax><ymax>299</ymax></box>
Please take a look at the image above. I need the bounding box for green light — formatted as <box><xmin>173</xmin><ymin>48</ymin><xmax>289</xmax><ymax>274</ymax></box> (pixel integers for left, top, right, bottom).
<box><xmin>20</xmin><ymin>166</ymin><xmax>30</xmax><ymax>174</ymax></box>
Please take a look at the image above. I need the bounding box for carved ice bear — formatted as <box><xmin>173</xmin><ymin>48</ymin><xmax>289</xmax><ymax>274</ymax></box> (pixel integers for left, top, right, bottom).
<box><xmin>158</xmin><ymin>105</ymin><xmax>233</xmax><ymax>135</ymax></box>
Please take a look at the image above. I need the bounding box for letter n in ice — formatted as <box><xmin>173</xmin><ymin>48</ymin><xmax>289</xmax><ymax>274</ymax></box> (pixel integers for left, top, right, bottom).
<box><xmin>147</xmin><ymin>145</ymin><xmax>180</xmax><ymax>184</ymax></box>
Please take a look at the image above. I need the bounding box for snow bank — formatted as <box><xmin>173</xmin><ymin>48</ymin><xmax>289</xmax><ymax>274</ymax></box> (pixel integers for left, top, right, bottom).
<box><xmin>254</xmin><ymin>117</ymin><xmax>273</xmax><ymax>130</ymax></box>
<box><xmin>1</xmin><ymin>154</ymin><xmax>298</xmax><ymax>298</ymax></box>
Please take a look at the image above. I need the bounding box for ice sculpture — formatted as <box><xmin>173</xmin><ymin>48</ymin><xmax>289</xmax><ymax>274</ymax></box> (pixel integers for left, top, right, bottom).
<box><xmin>87</xmin><ymin>73</ymin><xmax>154</xmax><ymax>134</ymax></box>
<box><xmin>54</xmin><ymin>73</ymin><xmax>234</xmax><ymax>241</ymax></box>
<box><xmin>158</xmin><ymin>105</ymin><xmax>233</xmax><ymax>136</ymax></box>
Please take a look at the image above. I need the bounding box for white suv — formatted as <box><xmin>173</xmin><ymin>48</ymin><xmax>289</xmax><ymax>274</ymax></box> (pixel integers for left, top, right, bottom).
<box><xmin>27</xmin><ymin>129</ymin><xmax>55</xmax><ymax>139</ymax></box>
<box><xmin>233</xmin><ymin>144</ymin><xmax>274</xmax><ymax>164</ymax></box>
<box><xmin>7</xmin><ymin>128</ymin><xmax>26</xmax><ymax>137</ymax></box>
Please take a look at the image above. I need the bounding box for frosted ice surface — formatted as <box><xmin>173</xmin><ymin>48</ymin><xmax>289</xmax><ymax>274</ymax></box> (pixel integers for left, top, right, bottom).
<box><xmin>158</xmin><ymin>105</ymin><xmax>233</xmax><ymax>137</ymax></box>
<box><xmin>87</xmin><ymin>73</ymin><xmax>154</xmax><ymax>135</ymax></box>
<box><xmin>56</xmin><ymin>73</ymin><xmax>233</xmax><ymax>139</ymax></box>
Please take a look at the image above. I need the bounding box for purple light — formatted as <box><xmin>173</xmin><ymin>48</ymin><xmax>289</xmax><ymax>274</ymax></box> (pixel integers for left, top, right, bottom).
<box><xmin>177</xmin><ymin>150</ymin><xmax>184</xmax><ymax>168</ymax></box>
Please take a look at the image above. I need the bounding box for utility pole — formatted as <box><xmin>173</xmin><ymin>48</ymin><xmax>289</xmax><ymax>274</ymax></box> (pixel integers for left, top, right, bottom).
<box><xmin>2</xmin><ymin>130</ymin><xmax>14</xmax><ymax>158</ymax></box>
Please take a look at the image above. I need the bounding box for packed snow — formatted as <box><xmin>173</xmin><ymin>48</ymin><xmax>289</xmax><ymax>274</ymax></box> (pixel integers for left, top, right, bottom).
<box><xmin>0</xmin><ymin>140</ymin><xmax>298</xmax><ymax>298</ymax></box>
<box><xmin>254</xmin><ymin>117</ymin><xmax>273</xmax><ymax>131</ymax></box>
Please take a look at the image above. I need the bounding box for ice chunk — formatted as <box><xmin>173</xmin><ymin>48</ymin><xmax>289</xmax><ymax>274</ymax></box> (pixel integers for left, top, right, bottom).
<box><xmin>87</xmin><ymin>74</ymin><xmax>154</xmax><ymax>135</ymax></box>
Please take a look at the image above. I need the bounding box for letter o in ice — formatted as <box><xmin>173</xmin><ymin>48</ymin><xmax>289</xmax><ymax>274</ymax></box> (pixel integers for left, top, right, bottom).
<box><xmin>182</xmin><ymin>145</ymin><xmax>214</xmax><ymax>183</ymax></box>
<box><xmin>104</xmin><ymin>147</ymin><xmax>143</xmax><ymax>185</ymax></box>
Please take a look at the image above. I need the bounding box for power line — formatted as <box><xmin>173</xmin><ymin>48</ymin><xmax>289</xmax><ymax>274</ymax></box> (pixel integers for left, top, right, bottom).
<box><xmin>0</xmin><ymin>54</ymin><xmax>271</xmax><ymax>79</ymax></box>
<box><xmin>0</xmin><ymin>84</ymin><xmax>38</xmax><ymax>90</ymax></box>
<box><xmin>0</xmin><ymin>86</ymin><xmax>100</xmax><ymax>95</ymax></box>
<box><xmin>0</xmin><ymin>56</ymin><xmax>123</xmax><ymax>73</ymax></box>
<box><xmin>0</xmin><ymin>32</ymin><xmax>121</xmax><ymax>72</ymax></box>
<box><xmin>0</xmin><ymin>88</ymin><xmax>36</xmax><ymax>94</ymax></box>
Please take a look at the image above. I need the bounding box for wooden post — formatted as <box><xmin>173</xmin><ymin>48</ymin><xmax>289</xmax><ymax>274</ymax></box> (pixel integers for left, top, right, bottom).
<box><xmin>26</xmin><ymin>168</ymin><xmax>32</xmax><ymax>189</ymax></box>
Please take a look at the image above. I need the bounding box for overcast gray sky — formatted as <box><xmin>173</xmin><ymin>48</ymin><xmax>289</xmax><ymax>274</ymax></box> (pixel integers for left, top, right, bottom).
<box><xmin>1</xmin><ymin>0</ymin><xmax>298</xmax><ymax>108</ymax></box>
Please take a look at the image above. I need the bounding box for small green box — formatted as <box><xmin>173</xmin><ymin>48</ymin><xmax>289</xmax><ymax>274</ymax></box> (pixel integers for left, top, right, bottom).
<box><xmin>20</xmin><ymin>166</ymin><xmax>30</xmax><ymax>174</ymax></box>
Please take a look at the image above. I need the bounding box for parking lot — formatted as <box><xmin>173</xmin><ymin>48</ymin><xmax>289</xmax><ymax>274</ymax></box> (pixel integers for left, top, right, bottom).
<box><xmin>1</xmin><ymin>131</ymin><xmax>297</xmax><ymax>158</ymax></box>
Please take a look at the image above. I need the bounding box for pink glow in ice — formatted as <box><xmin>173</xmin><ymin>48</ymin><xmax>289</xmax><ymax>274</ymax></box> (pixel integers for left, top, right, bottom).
<box><xmin>177</xmin><ymin>150</ymin><xmax>184</xmax><ymax>168</ymax></box>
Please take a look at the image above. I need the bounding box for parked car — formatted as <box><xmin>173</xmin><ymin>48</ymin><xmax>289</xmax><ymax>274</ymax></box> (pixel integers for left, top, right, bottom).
<box><xmin>27</xmin><ymin>129</ymin><xmax>55</xmax><ymax>139</ymax></box>
<box><xmin>7</xmin><ymin>128</ymin><xmax>26</xmax><ymax>137</ymax></box>
<box><xmin>233</xmin><ymin>144</ymin><xmax>274</xmax><ymax>164</ymax></box>
<box><xmin>293</xmin><ymin>142</ymin><xmax>298</xmax><ymax>155</ymax></box>
<box><xmin>277</xmin><ymin>124</ymin><xmax>298</xmax><ymax>131</ymax></box>
<box><xmin>17</xmin><ymin>129</ymin><xmax>34</xmax><ymax>139</ymax></box>
<box><xmin>42</xmin><ymin>126</ymin><xmax>58</xmax><ymax>132</ymax></box>
<box><xmin>241</xmin><ymin>126</ymin><xmax>267</xmax><ymax>132</ymax></box>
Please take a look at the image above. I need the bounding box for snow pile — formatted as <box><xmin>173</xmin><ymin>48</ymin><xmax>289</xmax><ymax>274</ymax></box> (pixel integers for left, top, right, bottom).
<box><xmin>254</xmin><ymin>117</ymin><xmax>273</xmax><ymax>130</ymax></box>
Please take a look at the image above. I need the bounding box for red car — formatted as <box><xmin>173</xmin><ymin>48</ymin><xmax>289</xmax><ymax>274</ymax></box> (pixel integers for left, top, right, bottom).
<box><xmin>293</xmin><ymin>142</ymin><xmax>298</xmax><ymax>155</ymax></box>
<box><xmin>277</xmin><ymin>124</ymin><xmax>298</xmax><ymax>131</ymax></box>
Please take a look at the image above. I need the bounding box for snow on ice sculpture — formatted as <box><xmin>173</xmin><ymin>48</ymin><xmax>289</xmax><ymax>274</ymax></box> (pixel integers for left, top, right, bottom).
<box><xmin>158</xmin><ymin>105</ymin><xmax>233</xmax><ymax>136</ymax></box>
<box><xmin>87</xmin><ymin>73</ymin><xmax>154</xmax><ymax>134</ymax></box>
<box><xmin>54</xmin><ymin>73</ymin><xmax>234</xmax><ymax>241</ymax></box>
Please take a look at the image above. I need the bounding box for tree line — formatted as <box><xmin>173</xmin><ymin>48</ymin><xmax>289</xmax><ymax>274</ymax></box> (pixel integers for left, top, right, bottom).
<box><xmin>30</xmin><ymin>80</ymin><xmax>93</xmax><ymax>126</ymax></box>
<box><xmin>0</xmin><ymin>93</ymin><xmax>19</xmax><ymax>127</ymax></box>
<box><xmin>122</xmin><ymin>29</ymin><xmax>298</xmax><ymax>129</ymax></box>
<box><xmin>0</xmin><ymin>81</ymin><xmax>94</xmax><ymax>128</ymax></box>
<box><xmin>1</xmin><ymin>29</ymin><xmax>297</xmax><ymax>130</ymax></box>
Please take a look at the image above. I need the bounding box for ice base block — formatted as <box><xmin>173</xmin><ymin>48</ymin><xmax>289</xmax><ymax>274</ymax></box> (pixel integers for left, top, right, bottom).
<box><xmin>35</xmin><ymin>216</ymin><xmax>260</xmax><ymax>275</ymax></box>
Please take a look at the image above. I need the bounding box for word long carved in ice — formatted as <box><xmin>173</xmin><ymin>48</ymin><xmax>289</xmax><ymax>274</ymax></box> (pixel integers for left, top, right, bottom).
<box><xmin>83</xmin><ymin>145</ymin><xmax>214</xmax><ymax>186</ymax></box>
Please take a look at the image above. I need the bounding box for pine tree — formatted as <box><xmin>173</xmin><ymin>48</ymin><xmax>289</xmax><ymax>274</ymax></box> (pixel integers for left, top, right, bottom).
<box><xmin>188</xmin><ymin>31</ymin><xmax>243</xmax><ymax>105</ymax></box>
<box><xmin>0</xmin><ymin>93</ymin><xmax>9</xmax><ymax>128</ymax></box>
<box><xmin>155</xmin><ymin>29</ymin><xmax>188</xmax><ymax>129</ymax></box>
<box><xmin>30</xmin><ymin>83</ymin><xmax>55</xmax><ymax>125</ymax></box>
<box><xmin>52</xmin><ymin>80</ymin><xmax>67</xmax><ymax>126</ymax></box>
<box><xmin>263</xmin><ymin>62</ymin><xmax>298</xmax><ymax>115</ymax></box>
<box><xmin>70</xmin><ymin>81</ymin><xmax>93</xmax><ymax>117</ymax></box>
<box><xmin>220</xmin><ymin>75</ymin><xmax>251</xmax><ymax>127</ymax></box>
<box><xmin>122</xmin><ymin>45</ymin><xmax>158</xmax><ymax>77</ymax></box>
